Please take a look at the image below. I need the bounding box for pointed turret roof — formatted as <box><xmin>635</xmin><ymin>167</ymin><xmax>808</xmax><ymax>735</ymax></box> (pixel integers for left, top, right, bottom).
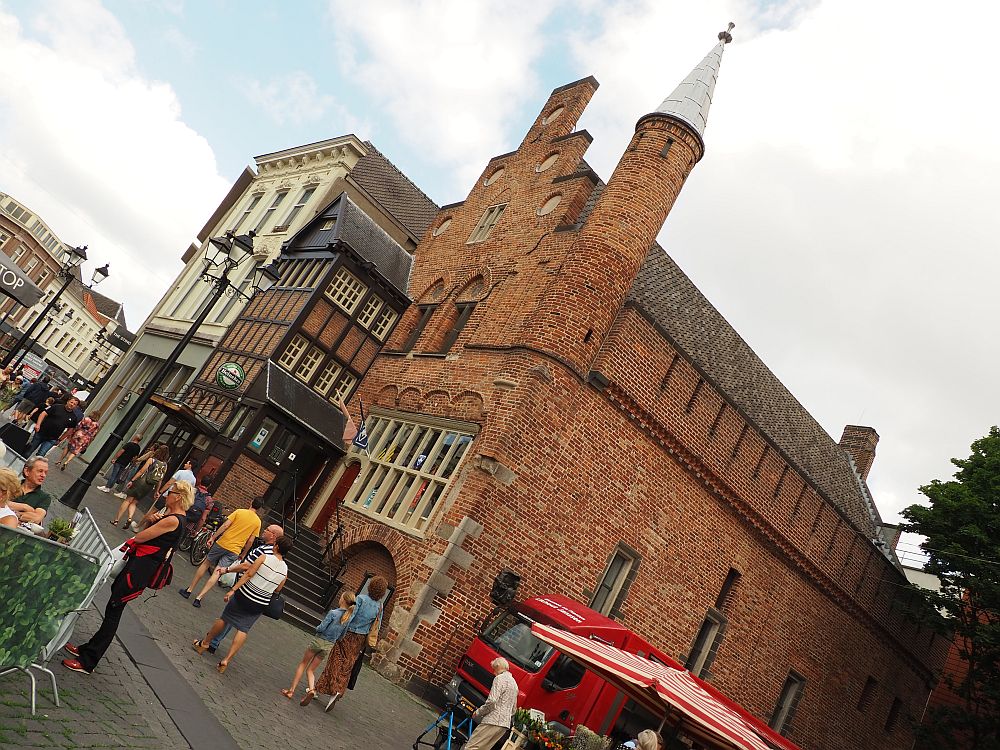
<box><xmin>652</xmin><ymin>23</ymin><xmax>734</xmax><ymax>141</ymax></box>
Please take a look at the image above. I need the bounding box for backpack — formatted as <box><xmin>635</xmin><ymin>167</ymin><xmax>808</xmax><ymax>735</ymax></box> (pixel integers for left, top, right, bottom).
<box><xmin>144</xmin><ymin>460</ymin><xmax>167</xmax><ymax>486</ymax></box>
<box><xmin>191</xmin><ymin>488</ymin><xmax>211</xmax><ymax>516</ymax></box>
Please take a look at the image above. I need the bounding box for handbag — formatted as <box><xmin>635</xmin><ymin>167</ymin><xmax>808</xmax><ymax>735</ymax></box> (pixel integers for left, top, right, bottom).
<box><xmin>367</xmin><ymin>608</ymin><xmax>382</xmax><ymax>649</ymax></box>
<box><xmin>264</xmin><ymin>592</ymin><xmax>285</xmax><ymax>619</ymax></box>
<box><xmin>148</xmin><ymin>547</ymin><xmax>175</xmax><ymax>590</ymax></box>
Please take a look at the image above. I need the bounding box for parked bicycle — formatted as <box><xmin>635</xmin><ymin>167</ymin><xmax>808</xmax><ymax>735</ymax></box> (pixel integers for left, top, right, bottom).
<box><xmin>188</xmin><ymin>502</ymin><xmax>225</xmax><ymax>565</ymax></box>
<box><xmin>178</xmin><ymin>485</ymin><xmax>215</xmax><ymax>552</ymax></box>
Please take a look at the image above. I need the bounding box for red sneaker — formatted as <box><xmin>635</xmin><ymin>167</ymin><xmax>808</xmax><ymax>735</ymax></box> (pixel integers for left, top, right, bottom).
<box><xmin>61</xmin><ymin>659</ymin><xmax>91</xmax><ymax>674</ymax></box>
<box><xmin>64</xmin><ymin>643</ymin><xmax>79</xmax><ymax>656</ymax></box>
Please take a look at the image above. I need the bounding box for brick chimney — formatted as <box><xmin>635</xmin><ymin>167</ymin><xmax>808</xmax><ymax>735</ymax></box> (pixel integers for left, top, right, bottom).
<box><xmin>839</xmin><ymin>425</ymin><xmax>879</xmax><ymax>481</ymax></box>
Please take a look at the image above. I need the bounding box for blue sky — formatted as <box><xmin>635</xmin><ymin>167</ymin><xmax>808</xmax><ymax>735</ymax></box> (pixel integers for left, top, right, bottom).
<box><xmin>2</xmin><ymin>0</ymin><xmax>1000</xmax><ymax>530</ymax></box>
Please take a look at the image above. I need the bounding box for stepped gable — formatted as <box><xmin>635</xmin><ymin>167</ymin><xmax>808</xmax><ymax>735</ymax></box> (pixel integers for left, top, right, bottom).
<box><xmin>354</xmin><ymin>142</ymin><xmax>439</xmax><ymax>239</ymax></box>
<box><xmin>627</xmin><ymin>242</ymin><xmax>878</xmax><ymax>537</ymax></box>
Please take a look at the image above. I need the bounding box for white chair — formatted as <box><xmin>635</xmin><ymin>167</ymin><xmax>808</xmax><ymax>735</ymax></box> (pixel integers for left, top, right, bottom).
<box><xmin>25</xmin><ymin>508</ymin><xmax>115</xmax><ymax>711</ymax></box>
<box><xmin>0</xmin><ymin>510</ymin><xmax>114</xmax><ymax>713</ymax></box>
<box><xmin>0</xmin><ymin>527</ymin><xmax>102</xmax><ymax>714</ymax></box>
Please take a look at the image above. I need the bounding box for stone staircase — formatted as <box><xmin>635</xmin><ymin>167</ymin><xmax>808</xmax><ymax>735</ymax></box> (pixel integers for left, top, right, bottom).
<box><xmin>270</xmin><ymin>511</ymin><xmax>340</xmax><ymax>632</ymax></box>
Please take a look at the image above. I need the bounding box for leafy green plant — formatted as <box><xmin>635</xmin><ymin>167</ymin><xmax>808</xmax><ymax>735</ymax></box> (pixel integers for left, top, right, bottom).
<box><xmin>47</xmin><ymin>517</ymin><xmax>74</xmax><ymax>541</ymax></box>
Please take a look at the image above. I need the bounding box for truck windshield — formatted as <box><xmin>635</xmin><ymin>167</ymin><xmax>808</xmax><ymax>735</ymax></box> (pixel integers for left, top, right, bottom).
<box><xmin>481</xmin><ymin>611</ymin><xmax>554</xmax><ymax>673</ymax></box>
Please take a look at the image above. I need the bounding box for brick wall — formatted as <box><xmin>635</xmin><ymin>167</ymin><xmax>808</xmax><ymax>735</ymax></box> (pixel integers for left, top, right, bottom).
<box><xmin>317</xmin><ymin>77</ymin><xmax>944</xmax><ymax>750</ymax></box>
<box><xmin>214</xmin><ymin>453</ymin><xmax>274</xmax><ymax>510</ymax></box>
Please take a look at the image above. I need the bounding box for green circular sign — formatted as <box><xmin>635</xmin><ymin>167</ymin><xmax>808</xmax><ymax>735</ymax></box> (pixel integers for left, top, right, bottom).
<box><xmin>216</xmin><ymin>362</ymin><xmax>246</xmax><ymax>390</ymax></box>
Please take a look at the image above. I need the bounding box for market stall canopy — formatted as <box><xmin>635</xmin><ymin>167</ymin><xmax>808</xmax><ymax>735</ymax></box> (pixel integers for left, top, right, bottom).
<box><xmin>0</xmin><ymin>254</ymin><xmax>44</xmax><ymax>308</ymax></box>
<box><xmin>530</xmin><ymin>623</ymin><xmax>799</xmax><ymax>750</ymax></box>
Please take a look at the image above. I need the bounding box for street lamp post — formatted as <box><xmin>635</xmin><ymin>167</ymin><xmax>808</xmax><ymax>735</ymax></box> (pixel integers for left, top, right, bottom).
<box><xmin>10</xmin><ymin>305</ymin><xmax>74</xmax><ymax>369</ymax></box>
<box><xmin>2</xmin><ymin>245</ymin><xmax>89</xmax><ymax>367</ymax></box>
<box><xmin>61</xmin><ymin>231</ymin><xmax>280</xmax><ymax>509</ymax></box>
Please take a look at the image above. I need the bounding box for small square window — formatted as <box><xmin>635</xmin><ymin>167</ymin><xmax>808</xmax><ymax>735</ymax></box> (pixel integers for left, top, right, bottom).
<box><xmin>325</xmin><ymin>268</ymin><xmax>368</xmax><ymax>314</ymax></box>
<box><xmin>467</xmin><ymin>204</ymin><xmax>507</xmax><ymax>243</ymax></box>
<box><xmin>357</xmin><ymin>296</ymin><xmax>384</xmax><ymax>328</ymax></box>
<box><xmin>278</xmin><ymin>334</ymin><xmax>308</xmax><ymax>370</ymax></box>
<box><xmin>314</xmin><ymin>360</ymin><xmax>341</xmax><ymax>396</ymax></box>
<box><xmin>295</xmin><ymin>346</ymin><xmax>324</xmax><ymax>382</ymax></box>
<box><xmin>330</xmin><ymin>372</ymin><xmax>357</xmax><ymax>403</ymax></box>
<box><xmin>370</xmin><ymin>307</ymin><xmax>399</xmax><ymax>341</ymax></box>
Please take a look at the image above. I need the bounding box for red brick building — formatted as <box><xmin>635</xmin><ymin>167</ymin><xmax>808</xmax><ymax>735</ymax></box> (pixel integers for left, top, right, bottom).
<box><xmin>293</xmin><ymin>31</ymin><xmax>946</xmax><ymax>750</ymax></box>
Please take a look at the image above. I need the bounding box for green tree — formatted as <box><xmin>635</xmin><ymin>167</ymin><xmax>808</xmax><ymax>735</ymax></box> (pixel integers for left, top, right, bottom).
<box><xmin>902</xmin><ymin>426</ymin><xmax>1000</xmax><ymax>749</ymax></box>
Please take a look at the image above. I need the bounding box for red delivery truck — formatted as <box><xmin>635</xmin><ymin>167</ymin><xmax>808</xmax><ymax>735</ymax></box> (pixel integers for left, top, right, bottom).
<box><xmin>445</xmin><ymin>594</ymin><xmax>798</xmax><ymax>749</ymax></box>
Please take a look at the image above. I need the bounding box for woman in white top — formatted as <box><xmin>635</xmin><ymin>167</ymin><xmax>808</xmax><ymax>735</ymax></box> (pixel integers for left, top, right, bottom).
<box><xmin>0</xmin><ymin>467</ymin><xmax>23</xmax><ymax>528</ymax></box>
<box><xmin>193</xmin><ymin>534</ymin><xmax>291</xmax><ymax>673</ymax></box>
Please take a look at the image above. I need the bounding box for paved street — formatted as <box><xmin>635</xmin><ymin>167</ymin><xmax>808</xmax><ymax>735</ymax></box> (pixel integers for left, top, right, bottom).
<box><xmin>1</xmin><ymin>453</ymin><xmax>437</xmax><ymax>748</ymax></box>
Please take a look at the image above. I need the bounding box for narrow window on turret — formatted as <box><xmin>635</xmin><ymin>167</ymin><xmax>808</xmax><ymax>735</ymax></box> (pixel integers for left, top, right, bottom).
<box><xmin>467</xmin><ymin>204</ymin><xmax>507</xmax><ymax>243</ymax></box>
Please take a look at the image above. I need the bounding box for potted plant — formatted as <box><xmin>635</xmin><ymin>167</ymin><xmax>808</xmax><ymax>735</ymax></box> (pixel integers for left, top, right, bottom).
<box><xmin>47</xmin><ymin>517</ymin><xmax>75</xmax><ymax>544</ymax></box>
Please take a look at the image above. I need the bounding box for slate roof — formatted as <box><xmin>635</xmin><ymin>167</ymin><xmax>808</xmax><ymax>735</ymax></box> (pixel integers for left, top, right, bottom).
<box><xmin>284</xmin><ymin>194</ymin><xmax>413</xmax><ymax>297</ymax></box>
<box><xmin>67</xmin><ymin>278</ymin><xmax>128</xmax><ymax>329</ymax></box>
<box><xmin>627</xmin><ymin>243</ymin><xmax>878</xmax><ymax>537</ymax></box>
<box><xmin>336</xmin><ymin>196</ymin><xmax>413</xmax><ymax>295</ymax></box>
<box><xmin>570</xmin><ymin>165</ymin><xmax>878</xmax><ymax>536</ymax></box>
<box><xmin>353</xmin><ymin>143</ymin><xmax>439</xmax><ymax>239</ymax></box>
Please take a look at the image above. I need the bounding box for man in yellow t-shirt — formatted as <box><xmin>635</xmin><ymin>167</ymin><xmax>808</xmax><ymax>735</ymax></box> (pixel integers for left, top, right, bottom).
<box><xmin>180</xmin><ymin>497</ymin><xmax>264</xmax><ymax>608</ymax></box>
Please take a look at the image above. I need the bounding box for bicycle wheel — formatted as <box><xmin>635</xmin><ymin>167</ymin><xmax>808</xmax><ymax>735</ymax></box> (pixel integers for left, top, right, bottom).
<box><xmin>190</xmin><ymin>531</ymin><xmax>210</xmax><ymax>566</ymax></box>
<box><xmin>178</xmin><ymin>527</ymin><xmax>193</xmax><ymax>552</ymax></box>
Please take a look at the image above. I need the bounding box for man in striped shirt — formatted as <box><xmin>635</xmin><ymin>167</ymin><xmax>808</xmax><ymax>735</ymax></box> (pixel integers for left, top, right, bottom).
<box><xmin>207</xmin><ymin>524</ymin><xmax>283</xmax><ymax>653</ymax></box>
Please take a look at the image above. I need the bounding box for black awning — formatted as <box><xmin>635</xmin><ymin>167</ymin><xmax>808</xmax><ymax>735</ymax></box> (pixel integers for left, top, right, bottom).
<box><xmin>245</xmin><ymin>361</ymin><xmax>346</xmax><ymax>449</ymax></box>
<box><xmin>149</xmin><ymin>393</ymin><xmax>222</xmax><ymax>436</ymax></box>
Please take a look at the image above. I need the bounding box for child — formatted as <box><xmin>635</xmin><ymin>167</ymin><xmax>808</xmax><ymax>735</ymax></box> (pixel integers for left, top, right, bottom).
<box><xmin>282</xmin><ymin>591</ymin><xmax>356</xmax><ymax>704</ymax></box>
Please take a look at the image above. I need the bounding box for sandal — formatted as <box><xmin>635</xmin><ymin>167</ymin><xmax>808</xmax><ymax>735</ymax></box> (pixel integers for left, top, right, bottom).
<box><xmin>192</xmin><ymin>640</ymin><xmax>208</xmax><ymax>655</ymax></box>
<box><xmin>281</xmin><ymin>689</ymin><xmax>295</xmax><ymax>700</ymax></box>
<box><xmin>299</xmin><ymin>689</ymin><xmax>316</xmax><ymax>706</ymax></box>
<box><xmin>217</xmin><ymin>661</ymin><xmax>228</xmax><ymax>674</ymax></box>
<box><xmin>110</xmin><ymin>520</ymin><xmax>119</xmax><ymax>527</ymax></box>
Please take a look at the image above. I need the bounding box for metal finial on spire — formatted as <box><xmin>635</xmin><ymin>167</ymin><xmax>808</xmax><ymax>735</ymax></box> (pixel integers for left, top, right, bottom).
<box><xmin>648</xmin><ymin>25</ymin><xmax>735</xmax><ymax>143</ymax></box>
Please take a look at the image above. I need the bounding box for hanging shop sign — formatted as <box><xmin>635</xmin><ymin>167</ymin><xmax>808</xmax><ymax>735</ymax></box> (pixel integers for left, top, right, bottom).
<box><xmin>0</xmin><ymin>255</ymin><xmax>44</xmax><ymax>308</ymax></box>
<box><xmin>105</xmin><ymin>327</ymin><xmax>136</xmax><ymax>352</ymax></box>
<box><xmin>216</xmin><ymin>362</ymin><xmax>246</xmax><ymax>390</ymax></box>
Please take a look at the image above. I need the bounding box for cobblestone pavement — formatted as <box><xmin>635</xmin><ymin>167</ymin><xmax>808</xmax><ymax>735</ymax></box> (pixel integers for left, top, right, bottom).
<box><xmin>2</xmin><ymin>453</ymin><xmax>437</xmax><ymax>748</ymax></box>
<box><xmin>0</xmin><ymin>604</ymin><xmax>187</xmax><ymax>748</ymax></box>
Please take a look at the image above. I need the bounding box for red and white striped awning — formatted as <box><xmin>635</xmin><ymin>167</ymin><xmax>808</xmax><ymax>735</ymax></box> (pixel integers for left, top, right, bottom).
<box><xmin>531</xmin><ymin>623</ymin><xmax>798</xmax><ymax>750</ymax></box>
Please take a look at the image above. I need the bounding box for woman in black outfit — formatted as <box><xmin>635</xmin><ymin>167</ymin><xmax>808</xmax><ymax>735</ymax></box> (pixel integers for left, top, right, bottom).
<box><xmin>62</xmin><ymin>481</ymin><xmax>195</xmax><ymax>674</ymax></box>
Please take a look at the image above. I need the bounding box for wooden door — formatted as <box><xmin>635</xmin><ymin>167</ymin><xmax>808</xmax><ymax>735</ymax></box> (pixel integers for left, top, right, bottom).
<box><xmin>311</xmin><ymin>461</ymin><xmax>361</xmax><ymax>533</ymax></box>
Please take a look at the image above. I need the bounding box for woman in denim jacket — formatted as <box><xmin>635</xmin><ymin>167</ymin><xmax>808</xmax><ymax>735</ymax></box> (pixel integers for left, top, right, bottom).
<box><xmin>314</xmin><ymin>576</ymin><xmax>386</xmax><ymax>712</ymax></box>
<box><xmin>284</xmin><ymin>591</ymin><xmax>356</xmax><ymax>702</ymax></box>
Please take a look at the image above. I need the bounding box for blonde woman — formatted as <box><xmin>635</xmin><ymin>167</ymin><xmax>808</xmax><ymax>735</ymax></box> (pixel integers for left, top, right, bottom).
<box><xmin>63</xmin><ymin>481</ymin><xmax>194</xmax><ymax>674</ymax></box>
<box><xmin>635</xmin><ymin>730</ymin><xmax>664</xmax><ymax>750</ymax></box>
<box><xmin>0</xmin><ymin>467</ymin><xmax>22</xmax><ymax>527</ymax></box>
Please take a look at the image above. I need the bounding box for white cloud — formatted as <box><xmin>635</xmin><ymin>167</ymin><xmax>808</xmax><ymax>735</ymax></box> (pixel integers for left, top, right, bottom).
<box><xmin>244</xmin><ymin>71</ymin><xmax>343</xmax><ymax>127</ymax></box>
<box><xmin>568</xmin><ymin>0</ymin><xmax>1000</xmax><ymax>522</ymax></box>
<box><xmin>0</xmin><ymin>0</ymin><xmax>230</xmax><ymax>329</ymax></box>
<box><xmin>326</xmin><ymin>0</ymin><xmax>561</xmax><ymax>192</ymax></box>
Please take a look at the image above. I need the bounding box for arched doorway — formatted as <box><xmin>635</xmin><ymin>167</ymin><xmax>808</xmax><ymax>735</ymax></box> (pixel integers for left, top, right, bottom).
<box><xmin>338</xmin><ymin>540</ymin><xmax>398</xmax><ymax>636</ymax></box>
<box><xmin>310</xmin><ymin>461</ymin><xmax>361</xmax><ymax>533</ymax></box>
